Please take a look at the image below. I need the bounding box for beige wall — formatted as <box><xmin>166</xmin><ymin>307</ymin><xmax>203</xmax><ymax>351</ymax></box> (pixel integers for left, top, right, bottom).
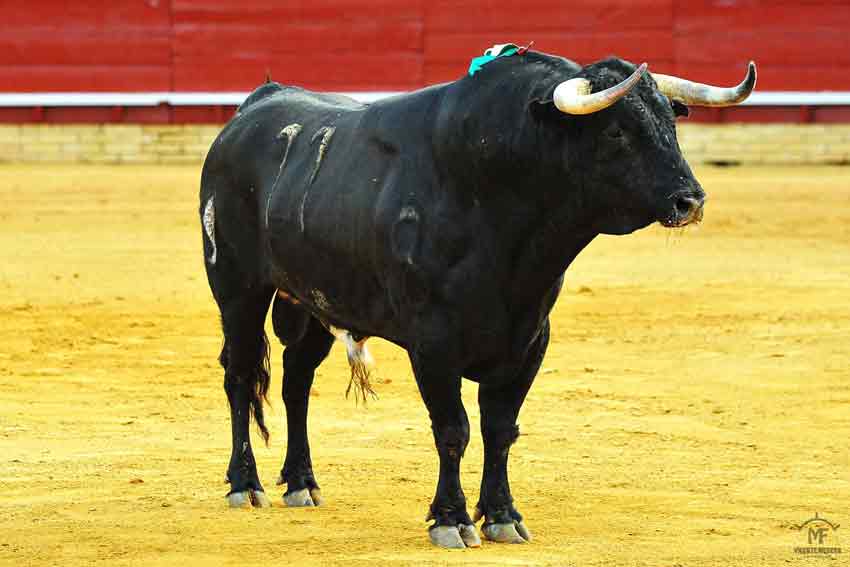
<box><xmin>0</xmin><ymin>125</ymin><xmax>220</xmax><ymax>165</ymax></box>
<box><xmin>677</xmin><ymin>124</ymin><xmax>850</xmax><ymax>165</ymax></box>
<box><xmin>1</xmin><ymin>123</ymin><xmax>849</xmax><ymax>166</ymax></box>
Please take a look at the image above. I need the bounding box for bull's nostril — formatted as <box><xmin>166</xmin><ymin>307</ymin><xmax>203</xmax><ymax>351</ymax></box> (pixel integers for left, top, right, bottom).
<box><xmin>675</xmin><ymin>197</ymin><xmax>693</xmax><ymax>216</ymax></box>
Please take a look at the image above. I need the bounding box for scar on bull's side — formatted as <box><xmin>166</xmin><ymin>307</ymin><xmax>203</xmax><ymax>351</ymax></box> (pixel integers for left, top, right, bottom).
<box><xmin>277</xmin><ymin>123</ymin><xmax>303</xmax><ymax>172</ymax></box>
<box><xmin>299</xmin><ymin>126</ymin><xmax>336</xmax><ymax>233</ymax></box>
<box><xmin>393</xmin><ymin>205</ymin><xmax>420</xmax><ymax>266</ymax></box>
<box><xmin>265</xmin><ymin>123</ymin><xmax>303</xmax><ymax>229</ymax></box>
<box><xmin>308</xmin><ymin>126</ymin><xmax>336</xmax><ymax>186</ymax></box>
<box><xmin>202</xmin><ymin>196</ymin><xmax>217</xmax><ymax>265</ymax></box>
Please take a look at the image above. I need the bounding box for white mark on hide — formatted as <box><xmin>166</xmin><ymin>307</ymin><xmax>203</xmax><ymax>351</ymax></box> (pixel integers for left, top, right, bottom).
<box><xmin>399</xmin><ymin>206</ymin><xmax>418</xmax><ymax>222</ymax></box>
<box><xmin>202</xmin><ymin>196</ymin><xmax>217</xmax><ymax>265</ymax></box>
<box><xmin>279</xmin><ymin>123</ymin><xmax>303</xmax><ymax>143</ymax></box>
<box><xmin>298</xmin><ymin>190</ymin><xmax>309</xmax><ymax>233</ymax></box>
<box><xmin>300</xmin><ymin>126</ymin><xmax>336</xmax><ymax>233</ymax></box>
<box><xmin>310</xmin><ymin>289</ymin><xmax>330</xmax><ymax>310</ymax></box>
<box><xmin>308</xmin><ymin>126</ymin><xmax>336</xmax><ymax>186</ymax></box>
<box><xmin>277</xmin><ymin>123</ymin><xmax>303</xmax><ymax>176</ymax></box>
<box><xmin>266</xmin><ymin>123</ymin><xmax>303</xmax><ymax>229</ymax></box>
<box><xmin>396</xmin><ymin>206</ymin><xmax>419</xmax><ymax>265</ymax></box>
<box><xmin>265</xmin><ymin>194</ymin><xmax>273</xmax><ymax>230</ymax></box>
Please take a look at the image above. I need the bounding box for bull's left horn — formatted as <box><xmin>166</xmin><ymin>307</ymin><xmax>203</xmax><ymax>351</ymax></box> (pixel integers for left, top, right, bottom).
<box><xmin>653</xmin><ymin>61</ymin><xmax>757</xmax><ymax>107</ymax></box>
<box><xmin>553</xmin><ymin>62</ymin><xmax>648</xmax><ymax>115</ymax></box>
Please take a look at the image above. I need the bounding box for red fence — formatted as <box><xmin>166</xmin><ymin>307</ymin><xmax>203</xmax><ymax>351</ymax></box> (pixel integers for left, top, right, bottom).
<box><xmin>2</xmin><ymin>0</ymin><xmax>849</xmax><ymax>122</ymax></box>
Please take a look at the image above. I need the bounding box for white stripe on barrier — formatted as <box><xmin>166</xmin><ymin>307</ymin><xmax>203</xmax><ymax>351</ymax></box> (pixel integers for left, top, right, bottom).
<box><xmin>0</xmin><ymin>91</ymin><xmax>849</xmax><ymax>107</ymax></box>
<box><xmin>0</xmin><ymin>92</ymin><xmax>399</xmax><ymax>107</ymax></box>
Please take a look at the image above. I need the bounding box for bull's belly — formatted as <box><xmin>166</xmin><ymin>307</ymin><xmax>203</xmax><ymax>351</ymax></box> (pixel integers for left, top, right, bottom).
<box><xmin>267</xmin><ymin>240</ymin><xmax>540</xmax><ymax>381</ymax></box>
<box><xmin>264</xmin><ymin>227</ymin><xmax>398</xmax><ymax>340</ymax></box>
<box><xmin>262</xmin><ymin>190</ymin><xmax>524</xmax><ymax>370</ymax></box>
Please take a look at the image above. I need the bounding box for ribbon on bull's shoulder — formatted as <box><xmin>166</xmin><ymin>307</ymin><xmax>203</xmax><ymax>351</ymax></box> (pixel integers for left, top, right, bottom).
<box><xmin>468</xmin><ymin>42</ymin><xmax>533</xmax><ymax>76</ymax></box>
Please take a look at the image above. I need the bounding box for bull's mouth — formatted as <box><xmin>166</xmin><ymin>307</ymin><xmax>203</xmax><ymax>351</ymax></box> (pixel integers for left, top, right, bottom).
<box><xmin>660</xmin><ymin>193</ymin><xmax>705</xmax><ymax>228</ymax></box>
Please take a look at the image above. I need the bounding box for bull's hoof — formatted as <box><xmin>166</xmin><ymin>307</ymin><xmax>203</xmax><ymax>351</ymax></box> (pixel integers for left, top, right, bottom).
<box><xmin>283</xmin><ymin>487</ymin><xmax>322</xmax><ymax>507</ymax></box>
<box><xmin>515</xmin><ymin>521</ymin><xmax>532</xmax><ymax>541</ymax></box>
<box><xmin>308</xmin><ymin>488</ymin><xmax>323</xmax><ymax>506</ymax></box>
<box><xmin>227</xmin><ymin>490</ymin><xmax>271</xmax><ymax>509</ymax></box>
<box><xmin>459</xmin><ymin>524</ymin><xmax>482</xmax><ymax>548</ymax></box>
<box><xmin>481</xmin><ymin>521</ymin><xmax>530</xmax><ymax>544</ymax></box>
<box><xmin>430</xmin><ymin>525</ymin><xmax>478</xmax><ymax>549</ymax></box>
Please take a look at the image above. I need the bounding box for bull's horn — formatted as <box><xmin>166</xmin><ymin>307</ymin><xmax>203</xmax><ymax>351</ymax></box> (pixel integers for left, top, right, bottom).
<box><xmin>653</xmin><ymin>61</ymin><xmax>757</xmax><ymax>107</ymax></box>
<box><xmin>553</xmin><ymin>62</ymin><xmax>648</xmax><ymax>115</ymax></box>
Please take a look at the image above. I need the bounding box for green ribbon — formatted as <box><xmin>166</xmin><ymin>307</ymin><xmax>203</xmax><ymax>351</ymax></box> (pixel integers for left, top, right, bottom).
<box><xmin>468</xmin><ymin>43</ymin><xmax>520</xmax><ymax>76</ymax></box>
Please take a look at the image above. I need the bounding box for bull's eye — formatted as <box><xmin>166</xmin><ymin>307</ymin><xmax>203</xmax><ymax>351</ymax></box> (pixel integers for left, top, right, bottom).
<box><xmin>671</xmin><ymin>99</ymin><xmax>690</xmax><ymax>118</ymax></box>
<box><xmin>605</xmin><ymin>126</ymin><xmax>624</xmax><ymax>140</ymax></box>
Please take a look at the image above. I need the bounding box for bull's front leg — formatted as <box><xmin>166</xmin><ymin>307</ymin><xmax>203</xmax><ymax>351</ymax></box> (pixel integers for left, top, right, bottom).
<box><xmin>474</xmin><ymin>321</ymin><xmax>549</xmax><ymax>543</ymax></box>
<box><xmin>409</xmin><ymin>348</ymin><xmax>480</xmax><ymax>549</ymax></box>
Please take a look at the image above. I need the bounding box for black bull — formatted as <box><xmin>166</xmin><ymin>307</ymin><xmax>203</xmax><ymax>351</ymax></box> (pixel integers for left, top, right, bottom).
<box><xmin>199</xmin><ymin>51</ymin><xmax>744</xmax><ymax>548</ymax></box>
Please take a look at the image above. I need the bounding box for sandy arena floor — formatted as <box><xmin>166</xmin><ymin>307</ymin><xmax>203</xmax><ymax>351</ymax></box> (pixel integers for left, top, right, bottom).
<box><xmin>0</xmin><ymin>164</ymin><xmax>848</xmax><ymax>566</ymax></box>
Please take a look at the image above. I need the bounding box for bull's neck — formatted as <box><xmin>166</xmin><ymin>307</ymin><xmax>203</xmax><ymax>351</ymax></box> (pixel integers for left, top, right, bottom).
<box><xmin>433</xmin><ymin>73</ymin><xmax>599</xmax><ymax>303</ymax></box>
<box><xmin>432</xmin><ymin>68</ymin><xmax>543</xmax><ymax>190</ymax></box>
<box><xmin>508</xmin><ymin>186</ymin><xmax>598</xmax><ymax>306</ymax></box>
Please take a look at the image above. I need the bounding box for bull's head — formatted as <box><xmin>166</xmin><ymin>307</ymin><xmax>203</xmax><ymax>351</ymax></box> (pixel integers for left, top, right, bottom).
<box><xmin>532</xmin><ymin>57</ymin><xmax>756</xmax><ymax>235</ymax></box>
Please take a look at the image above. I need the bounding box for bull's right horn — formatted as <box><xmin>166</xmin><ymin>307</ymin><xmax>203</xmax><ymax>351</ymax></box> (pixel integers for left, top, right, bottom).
<box><xmin>653</xmin><ymin>61</ymin><xmax>757</xmax><ymax>107</ymax></box>
<box><xmin>553</xmin><ymin>62</ymin><xmax>648</xmax><ymax>115</ymax></box>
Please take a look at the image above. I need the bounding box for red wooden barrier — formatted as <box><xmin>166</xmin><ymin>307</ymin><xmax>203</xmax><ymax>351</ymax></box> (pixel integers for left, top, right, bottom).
<box><xmin>1</xmin><ymin>0</ymin><xmax>848</xmax><ymax>122</ymax></box>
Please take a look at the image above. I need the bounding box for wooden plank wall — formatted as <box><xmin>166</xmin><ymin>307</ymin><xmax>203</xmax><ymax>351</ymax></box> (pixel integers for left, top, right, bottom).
<box><xmin>170</xmin><ymin>0</ymin><xmax>424</xmax><ymax>91</ymax></box>
<box><xmin>0</xmin><ymin>1</ymin><xmax>173</xmax><ymax>91</ymax></box>
<box><xmin>3</xmin><ymin>0</ymin><xmax>848</xmax><ymax>93</ymax></box>
<box><xmin>1</xmin><ymin>0</ymin><xmax>848</xmax><ymax>123</ymax></box>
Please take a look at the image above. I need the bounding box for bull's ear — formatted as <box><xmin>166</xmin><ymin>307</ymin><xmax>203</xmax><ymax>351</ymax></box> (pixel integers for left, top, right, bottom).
<box><xmin>529</xmin><ymin>96</ymin><xmax>565</xmax><ymax>122</ymax></box>
<box><xmin>671</xmin><ymin>99</ymin><xmax>690</xmax><ymax>118</ymax></box>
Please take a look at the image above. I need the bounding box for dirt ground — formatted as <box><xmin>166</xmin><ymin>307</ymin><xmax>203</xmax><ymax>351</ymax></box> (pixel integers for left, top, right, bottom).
<box><xmin>0</xmin><ymin>164</ymin><xmax>848</xmax><ymax>566</ymax></box>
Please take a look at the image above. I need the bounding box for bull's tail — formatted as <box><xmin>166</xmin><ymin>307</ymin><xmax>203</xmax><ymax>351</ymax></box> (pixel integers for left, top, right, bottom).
<box><xmin>220</xmin><ymin>331</ymin><xmax>272</xmax><ymax>445</ymax></box>
<box><xmin>251</xmin><ymin>333</ymin><xmax>273</xmax><ymax>444</ymax></box>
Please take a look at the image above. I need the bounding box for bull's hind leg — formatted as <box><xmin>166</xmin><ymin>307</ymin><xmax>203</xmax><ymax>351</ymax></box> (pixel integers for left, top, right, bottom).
<box><xmin>218</xmin><ymin>287</ymin><xmax>276</xmax><ymax>508</ymax></box>
<box><xmin>271</xmin><ymin>296</ymin><xmax>334</xmax><ymax>506</ymax></box>
<box><xmin>474</xmin><ymin>321</ymin><xmax>549</xmax><ymax>543</ymax></box>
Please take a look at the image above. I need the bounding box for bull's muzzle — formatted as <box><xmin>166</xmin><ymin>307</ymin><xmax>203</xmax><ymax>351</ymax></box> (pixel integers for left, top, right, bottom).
<box><xmin>663</xmin><ymin>190</ymin><xmax>705</xmax><ymax>227</ymax></box>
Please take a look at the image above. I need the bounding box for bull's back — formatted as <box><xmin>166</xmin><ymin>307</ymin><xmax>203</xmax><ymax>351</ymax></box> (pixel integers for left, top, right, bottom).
<box><xmin>201</xmin><ymin>82</ymin><xmax>367</xmax><ymax>224</ymax></box>
<box><xmin>204</xmin><ymin>82</ymin><xmax>364</xmax><ymax>184</ymax></box>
